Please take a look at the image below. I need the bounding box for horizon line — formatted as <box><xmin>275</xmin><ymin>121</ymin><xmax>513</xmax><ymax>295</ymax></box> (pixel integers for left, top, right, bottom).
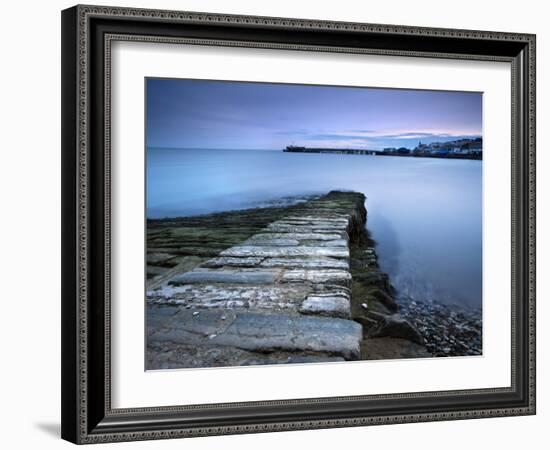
<box><xmin>147</xmin><ymin>134</ymin><xmax>483</xmax><ymax>152</ymax></box>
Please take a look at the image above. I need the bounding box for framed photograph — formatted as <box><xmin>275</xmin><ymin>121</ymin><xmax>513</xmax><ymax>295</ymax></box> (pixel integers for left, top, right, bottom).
<box><xmin>61</xmin><ymin>4</ymin><xmax>536</xmax><ymax>444</ymax></box>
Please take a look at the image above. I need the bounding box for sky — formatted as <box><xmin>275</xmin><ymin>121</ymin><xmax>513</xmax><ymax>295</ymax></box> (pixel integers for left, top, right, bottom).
<box><xmin>146</xmin><ymin>78</ymin><xmax>482</xmax><ymax>151</ymax></box>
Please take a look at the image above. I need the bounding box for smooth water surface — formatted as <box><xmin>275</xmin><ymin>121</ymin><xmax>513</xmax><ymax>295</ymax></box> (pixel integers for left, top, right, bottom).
<box><xmin>147</xmin><ymin>148</ymin><xmax>482</xmax><ymax>307</ymax></box>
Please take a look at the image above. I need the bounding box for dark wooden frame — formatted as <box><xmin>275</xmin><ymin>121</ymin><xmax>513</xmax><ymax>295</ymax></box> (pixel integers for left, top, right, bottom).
<box><xmin>61</xmin><ymin>4</ymin><xmax>536</xmax><ymax>444</ymax></box>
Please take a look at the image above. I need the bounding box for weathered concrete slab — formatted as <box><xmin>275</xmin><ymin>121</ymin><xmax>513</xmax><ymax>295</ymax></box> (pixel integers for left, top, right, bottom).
<box><xmin>274</xmin><ymin>220</ymin><xmax>349</xmax><ymax>227</ymax></box>
<box><xmin>259</xmin><ymin>257</ymin><xmax>349</xmax><ymax>270</ymax></box>
<box><xmin>147</xmin><ymin>252</ymin><xmax>177</xmax><ymax>264</ymax></box>
<box><xmin>220</xmin><ymin>245</ymin><xmax>349</xmax><ymax>259</ymax></box>
<box><xmin>202</xmin><ymin>256</ymin><xmax>265</xmax><ymax>268</ymax></box>
<box><xmin>147</xmin><ymin>265</ymin><xmax>170</xmax><ymax>276</ymax></box>
<box><xmin>282</xmin><ymin>269</ymin><xmax>352</xmax><ymax>287</ymax></box>
<box><xmin>147</xmin><ymin>337</ymin><xmax>345</xmax><ymax>369</ymax></box>
<box><xmin>312</xmin><ymin>285</ymin><xmax>352</xmax><ymax>296</ymax></box>
<box><xmin>169</xmin><ymin>268</ymin><xmax>281</xmax><ymax>285</ymax></box>
<box><xmin>308</xmin><ymin>239</ymin><xmax>348</xmax><ymax>247</ymax></box>
<box><xmin>240</xmin><ymin>355</ymin><xmax>346</xmax><ymax>366</ymax></box>
<box><xmin>300</xmin><ymin>295</ymin><xmax>351</xmax><ymax>318</ymax></box>
<box><xmin>241</xmin><ymin>238</ymin><xmax>301</xmax><ymax>246</ymax></box>
<box><xmin>266</xmin><ymin>228</ymin><xmax>349</xmax><ymax>237</ymax></box>
<box><xmin>284</xmin><ymin>214</ymin><xmax>350</xmax><ymax>221</ymax></box>
<box><xmin>148</xmin><ymin>283</ymin><xmax>310</xmax><ymax>311</ymax></box>
<box><xmin>146</xmin><ymin>304</ymin><xmax>181</xmax><ymax>330</ymax></box>
<box><xmin>248</xmin><ymin>232</ymin><xmax>345</xmax><ymax>241</ymax></box>
<box><xmin>146</xmin><ymin>191</ymin><xmax>369</xmax><ymax>367</ymax></box>
<box><xmin>267</xmin><ymin>223</ymin><xmax>346</xmax><ymax>232</ymax></box>
<box><xmin>149</xmin><ymin>309</ymin><xmax>362</xmax><ymax>360</ymax></box>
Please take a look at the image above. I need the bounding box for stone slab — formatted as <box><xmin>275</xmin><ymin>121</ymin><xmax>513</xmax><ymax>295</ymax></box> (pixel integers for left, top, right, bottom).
<box><xmin>282</xmin><ymin>269</ymin><xmax>352</xmax><ymax>287</ymax></box>
<box><xmin>300</xmin><ymin>295</ymin><xmax>351</xmax><ymax>318</ymax></box>
<box><xmin>259</xmin><ymin>257</ymin><xmax>349</xmax><ymax>270</ymax></box>
<box><xmin>241</xmin><ymin>238</ymin><xmax>301</xmax><ymax>246</ymax></box>
<box><xmin>267</xmin><ymin>223</ymin><xmax>346</xmax><ymax>231</ymax></box>
<box><xmin>273</xmin><ymin>220</ymin><xmax>349</xmax><ymax>227</ymax></box>
<box><xmin>307</xmin><ymin>239</ymin><xmax>348</xmax><ymax>248</ymax></box>
<box><xmin>149</xmin><ymin>309</ymin><xmax>362</xmax><ymax>359</ymax></box>
<box><xmin>169</xmin><ymin>268</ymin><xmax>281</xmax><ymax>285</ymax></box>
<box><xmin>147</xmin><ymin>191</ymin><xmax>368</xmax><ymax>367</ymax></box>
<box><xmin>148</xmin><ymin>283</ymin><xmax>310</xmax><ymax>311</ymax></box>
<box><xmin>147</xmin><ymin>252</ymin><xmax>177</xmax><ymax>264</ymax></box>
<box><xmin>248</xmin><ymin>232</ymin><xmax>345</xmax><ymax>241</ymax></box>
<box><xmin>147</xmin><ymin>338</ymin><xmax>346</xmax><ymax>369</ymax></box>
<box><xmin>201</xmin><ymin>256</ymin><xmax>265</xmax><ymax>268</ymax></box>
<box><xmin>220</xmin><ymin>245</ymin><xmax>349</xmax><ymax>259</ymax></box>
<box><xmin>283</xmin><ymin>215</ymin><xmax>350</xmax><ymax>221</ymax></box>
<box><xmin>147</xmin><ymin>265</ymin><xmax>170</xmax><ymax>276</ymax></box>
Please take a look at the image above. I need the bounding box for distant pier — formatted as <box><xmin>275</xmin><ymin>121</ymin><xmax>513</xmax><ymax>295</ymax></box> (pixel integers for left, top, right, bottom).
<box><xmin>283</xmin><ymin>145</ymin><xmax>377</xmax><ymax>155</ymax></box>
<box><xmin>283</xmin><ymin>145</ymin><xmax>482</xmax><ymax>160</ymax></box>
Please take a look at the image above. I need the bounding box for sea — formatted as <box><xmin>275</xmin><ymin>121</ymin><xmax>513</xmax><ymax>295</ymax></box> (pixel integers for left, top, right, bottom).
<box><xmin>147</xmin><ymin>148</ymin><xmax>482</xmax><ymax>308</ymax></box>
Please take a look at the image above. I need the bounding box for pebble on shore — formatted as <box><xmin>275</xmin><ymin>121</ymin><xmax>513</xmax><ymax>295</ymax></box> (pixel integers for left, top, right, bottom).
<box><xmin>397</xmin><ymin>298</ymin><xmax>482</xmax><ymax>357</ymax></box>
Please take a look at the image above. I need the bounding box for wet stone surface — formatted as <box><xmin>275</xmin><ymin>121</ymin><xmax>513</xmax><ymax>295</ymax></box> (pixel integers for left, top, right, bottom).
<box><xmin>146</xmin><ymin>191</ymin><xmax>367</xmax><ymax>369</ymax></box>
<box><xmin>146</xmin><ymin>189</ymin><xmax>483</xmax><ymax>369</ymax></box>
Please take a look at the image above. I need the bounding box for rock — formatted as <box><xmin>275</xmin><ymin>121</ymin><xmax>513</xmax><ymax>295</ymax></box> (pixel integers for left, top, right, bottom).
<box><xmin>360</xmin><ymin>337</ymin><xmax>431</xmax><ymax>360</ymax></box>
<box><xmin>300</xmin><ymin>295</ymin><xmax>351</xmax><ymax>318</ymax></box>
<box><xmin>395</xmin><ymin>296</ymin><xmax>482</xmax><ymax>357</ymax></box>
<box><xmin>354</xmin><ymin>272</ymin><xmax>390</xmax><ymax>291</ymax></box>
<box><xmin>355</xmin><ymin>315</ymin><xmax>378</xmax><ymax>327</ymax></box>
<box><xmin>368</xmin><ymin>314</ymin><xmax>425</xmax><ymax>345</ymax></box>
<box><xmin>364</xmin><ymin>310</ymin><xmax>386</xmax><ymax>320</ymax></box>
<box><xmin>368</xmin><ymin>288</ymin><xmax>399</xmax><ymax>312</ymax></box>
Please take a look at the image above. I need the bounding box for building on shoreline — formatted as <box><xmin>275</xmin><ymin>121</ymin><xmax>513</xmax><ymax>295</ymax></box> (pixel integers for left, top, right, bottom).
<box><xmin>285</xmin><ymin>137</ymin><xmax>482</xmax><ymax>160</ymax></box>
<box><xmin>410</xmin><ymin>138</ymin><xmax>482</xmax><ymax>157</ymax></box>
<box><xmin>284</xmin><ymin>145</ymin><xmax>378</xmax><ymax>155</ymax></box>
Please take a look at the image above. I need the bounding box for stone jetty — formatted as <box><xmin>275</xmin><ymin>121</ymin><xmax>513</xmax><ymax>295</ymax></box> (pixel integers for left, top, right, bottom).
<box><xmin>146</xmin><ymin>191</ymin><xmax>368</xmax><ymax>369</ymax></box>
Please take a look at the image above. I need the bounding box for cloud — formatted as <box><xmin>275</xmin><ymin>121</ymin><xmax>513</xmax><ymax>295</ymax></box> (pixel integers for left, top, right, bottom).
<box><xmin>274</xmin><ymin>129</ymin><xmax>311</xmax><ymax>136</ymax></box>
<box><xmin>305</xmin><ymin>130</ymin><xmax>480</xmax><ymax>141</ymax></box>
<box><xmin>302</xmin><ymin>138</ymin><xmax>376</xmax><ymax>149</ymax></box>
<box><xmin>282</xmin><ymin>129</ymin><xmax>482</xmax><ymax>151</ymax></box>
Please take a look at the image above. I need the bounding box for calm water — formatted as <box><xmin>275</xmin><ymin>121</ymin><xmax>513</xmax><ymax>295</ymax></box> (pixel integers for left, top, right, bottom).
<box><xmin>147</xmin><ymin>148</ymin><xmax>482</xmax><ymax>308</ymax></box>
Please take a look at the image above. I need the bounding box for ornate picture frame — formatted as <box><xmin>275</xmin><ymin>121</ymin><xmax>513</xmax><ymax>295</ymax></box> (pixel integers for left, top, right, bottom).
<box><xmin>61</xmin><ymin>4</ymin><xmax>536</xmax><ymax>444</ymax></box>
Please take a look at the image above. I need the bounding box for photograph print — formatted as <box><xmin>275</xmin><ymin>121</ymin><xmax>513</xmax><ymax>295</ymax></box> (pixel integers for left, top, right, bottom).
<box><xmin>145</xmin><ymin>78</ymin><xmax>483</xmax><ymax>370</ymax></box>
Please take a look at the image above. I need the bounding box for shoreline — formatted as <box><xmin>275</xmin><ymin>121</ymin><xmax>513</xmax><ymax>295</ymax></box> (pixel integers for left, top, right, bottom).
<box><xmin>283</xmin><ymin>146</ymin><xmax>482</xmax><ymax>160</ymax></box>
<box><xmin>397</xmin><ymin>296</ymin><xmax>482</xmax><ymax>357</ymax></box>
<box><xmin>146</xmin><ymin>191</ymin><xmax>482</xmax><ymax>368</ymax></box>
<box><xmin>147</xmin><ymin>194</ymin><xmax>321</xmax><ymax>223</ymax></box>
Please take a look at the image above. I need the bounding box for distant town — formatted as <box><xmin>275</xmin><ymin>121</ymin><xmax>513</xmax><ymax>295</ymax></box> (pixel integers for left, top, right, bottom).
<box><xmin>284</xmin><ymin>137</ymin><xmax>482</xmax><ymax>160</ymax></box>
